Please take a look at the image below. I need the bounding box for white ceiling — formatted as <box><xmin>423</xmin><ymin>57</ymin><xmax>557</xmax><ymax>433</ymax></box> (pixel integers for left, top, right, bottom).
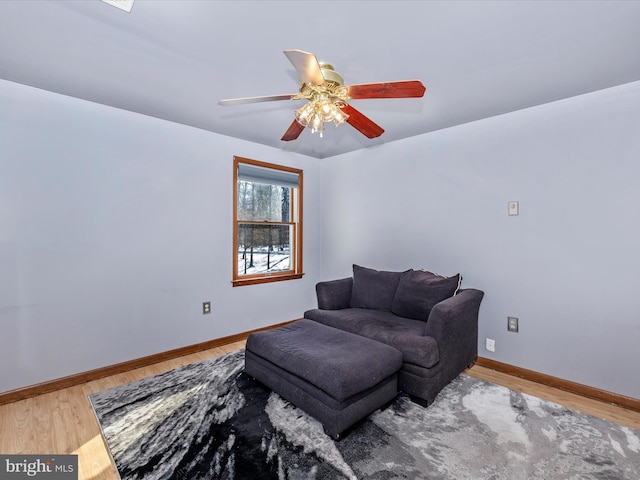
<box><xmin>2</xmin><ymin>0</ymin><xmax>640</xmax><ymax>159</ymax></box>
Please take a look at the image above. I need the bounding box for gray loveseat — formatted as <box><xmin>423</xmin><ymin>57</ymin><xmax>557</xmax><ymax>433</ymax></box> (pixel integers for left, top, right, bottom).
<box><xmin>304</xmin><ymin>265</ymin><xmax>484</xmax><ymax>406</ymax></box>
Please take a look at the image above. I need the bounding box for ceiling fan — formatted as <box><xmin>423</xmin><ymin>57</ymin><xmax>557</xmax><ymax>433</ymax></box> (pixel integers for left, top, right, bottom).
<box><xmin>218</xmin><ymin>49</ymin><xmax>426</xmax><ymax>141</ymax></box>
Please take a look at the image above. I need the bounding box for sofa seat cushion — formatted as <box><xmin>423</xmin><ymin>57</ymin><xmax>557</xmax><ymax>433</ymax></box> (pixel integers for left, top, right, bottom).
<box><xmin>246</xmin><ymin>320</ymin><xmax>403</xmax><ymax>402</ymax></box>
<box><xmin>304</xmin><ymin>308</ymin><xmax>440</xmax><ymax>369</ymax></box>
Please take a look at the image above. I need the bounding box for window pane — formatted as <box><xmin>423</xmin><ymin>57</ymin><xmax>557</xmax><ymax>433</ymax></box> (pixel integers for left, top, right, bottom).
<box><xmin>237</xmin><ymin>224</ymin><xmax>293</xmax><ymax>275</ymax></box>
<box><xmin>237</xmin><ymin>181</ymin><xmax>292</xmax><ymax>222</ymax></box>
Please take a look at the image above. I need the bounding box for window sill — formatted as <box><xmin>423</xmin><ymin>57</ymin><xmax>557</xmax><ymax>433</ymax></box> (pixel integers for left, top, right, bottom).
<box><xmin>232</xmin><ymin>273</ymin><xmax>304</xmax><ymax>287</ymax></box>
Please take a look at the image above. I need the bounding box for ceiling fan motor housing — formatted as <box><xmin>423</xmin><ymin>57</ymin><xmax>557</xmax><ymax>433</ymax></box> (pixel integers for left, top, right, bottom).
<box><xmin>318</xmin><ymin>63</ymin><xmax>344</xmax><ymax>86</ymax></box>
<box><xmin>298</xmin><ymin>63</ymin><xmax>346</xmax><ymax>98</ymax></box>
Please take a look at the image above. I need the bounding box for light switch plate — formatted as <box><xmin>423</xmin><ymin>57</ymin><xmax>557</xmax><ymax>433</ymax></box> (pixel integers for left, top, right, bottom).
<box><xmin>508</xmin><ymin>201</ymin><xmax>519</xmax><ymax>216</ymax></box>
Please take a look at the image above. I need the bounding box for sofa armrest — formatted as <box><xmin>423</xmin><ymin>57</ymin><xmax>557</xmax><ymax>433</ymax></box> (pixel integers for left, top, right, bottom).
<box><xmin>424</xmin><ymin>288</ymin><xmax>484</xmax><ymax>380</ymax></box>
<box><xmin>379</xmin><ymin>332</ymin><xmax>439</xmax><ymax>368</ymax></box>
<box><xmin>316</xmin><ymin>277</ymin><xmax>353</xmax><ymax>310</ymax></box>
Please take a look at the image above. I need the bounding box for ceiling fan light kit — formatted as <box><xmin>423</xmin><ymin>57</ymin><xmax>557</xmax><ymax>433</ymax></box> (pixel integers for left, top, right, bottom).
<box><xmin>218</xmin><ymin>49</ymin><xmax>426</xmax><ymax>141</ymax></box>
<box><xmin>292</xmin><ymin>67</ymin><xmax>350</xmax><ymax>138</ymax></box>
<box><xmin>294</xmin><ymin>98</ymin><xmax>348</xmax><ymax>138</ymax></box>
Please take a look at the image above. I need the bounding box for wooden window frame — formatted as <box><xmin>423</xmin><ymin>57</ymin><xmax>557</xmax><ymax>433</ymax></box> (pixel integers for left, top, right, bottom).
<box><xmin>232</xmin><ymin>156</ymin><xmax>303</xmax><ymax>287</ymax></box>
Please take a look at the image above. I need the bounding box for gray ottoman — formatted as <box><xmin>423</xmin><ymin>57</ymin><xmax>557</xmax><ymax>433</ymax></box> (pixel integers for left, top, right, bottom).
<box><xmin>245</xmin><ymin>319</ymin><xmax>403</xmax><ymax>440</ymax></box>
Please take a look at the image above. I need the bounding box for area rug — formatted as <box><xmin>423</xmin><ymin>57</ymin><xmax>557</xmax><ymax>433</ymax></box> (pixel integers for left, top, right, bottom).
<box><xmin>89</xmin><ymin>350</ymin><xmax>640</xmax><ymax>480</ymax></box>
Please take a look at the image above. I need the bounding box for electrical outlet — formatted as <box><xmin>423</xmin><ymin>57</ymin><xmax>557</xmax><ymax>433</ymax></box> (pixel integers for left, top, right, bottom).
<box><xmin>508</xmin><ymin>316</ymin><xmax>519</xmax><ymax>332</ymax></box>
<box><xmin>485</xmin><ymin>338</ymin><xmax>495</xmax><ymax>352</ymax></box>
<box><xmin>202</xmin><ymin>302</ymin><xmax>211</xmax><ymax>315</ymax></box>
<box><xmin>508</xmin><ymin>201</ymin><xmax>519</xmax><ymax>216</ymax></box>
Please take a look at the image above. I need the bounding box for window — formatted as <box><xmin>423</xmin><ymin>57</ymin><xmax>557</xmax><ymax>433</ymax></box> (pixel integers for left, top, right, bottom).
<box><xmin>233</xmin><ymin>156</ymin><xmax>303</xmax><ymax>287</ymax></box>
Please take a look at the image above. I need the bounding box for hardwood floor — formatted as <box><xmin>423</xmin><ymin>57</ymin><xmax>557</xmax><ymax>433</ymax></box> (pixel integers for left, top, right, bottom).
<box><xmin>1</xmin><ymin>341</ymin><xmax>639</xmax><ymax>480</ymax></box>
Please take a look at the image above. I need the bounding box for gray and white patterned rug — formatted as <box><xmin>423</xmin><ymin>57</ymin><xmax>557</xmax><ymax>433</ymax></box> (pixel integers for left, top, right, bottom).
<box><xmin>89</xmin><ymin>350</ymin><xmax>640</xmax><ymax>479</ymax></box>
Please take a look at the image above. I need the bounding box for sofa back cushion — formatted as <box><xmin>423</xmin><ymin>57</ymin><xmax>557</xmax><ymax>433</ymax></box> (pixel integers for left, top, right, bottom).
<box><xmin>391</xmin><ymin>270</ymin><xmax>462</xmax><ymax>321</ymax></box>
<box><xmin>349</xmin><ymin>264</ymin><xmax>403</xmax><ymax>311</ymax></box>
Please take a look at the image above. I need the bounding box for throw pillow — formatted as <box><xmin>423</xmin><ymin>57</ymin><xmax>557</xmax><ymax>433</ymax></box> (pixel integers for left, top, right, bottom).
<box><xmin>349</xmin><ymin>264</ymin><xmax>404</xmax><ymax>311</ymax></box>
<box><xmin>391</xmin><ymin>270</ymin><xmax>462</xmax><ymax>321</ymax></box>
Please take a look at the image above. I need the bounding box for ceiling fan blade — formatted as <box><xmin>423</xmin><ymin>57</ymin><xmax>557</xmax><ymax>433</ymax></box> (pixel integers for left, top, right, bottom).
<box><xmin>347</xmin><ymin>80</ymin><xmax>426</xmax><ymax>99</ymax></box>
<box><xmin>281</xmin><ymin>119</ymin><xmax>305</xmax><ymax>141</ymax></box>
<box><xmin>218</xmin><ymin>94</ymin><xmax>298</xmax><ymax>106</ymax></box>
<box><xmin>342</xmin><ymin>104</ymin><xmax>385</xmax><ymax>139</ymax></box>
<box><xmin>283</xmin><ymin>49</ymin><xmax>325</xmax><ymax>86</ymax></box>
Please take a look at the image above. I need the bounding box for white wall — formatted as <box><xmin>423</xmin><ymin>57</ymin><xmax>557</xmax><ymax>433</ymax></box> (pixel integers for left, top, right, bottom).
<box><xmin>3</xmin><ymin>78</ymin><xmax>639</xmax><ymax>401</ymax></box>
<box><xmin>0</xmin><ymin>80</ymin><xmax>323</xmax><ymax>393</ymax></box>
<box><xmin>320</xmin><ymin>81</ymin><xmax>640</xmax><ymax>399</ymax></box>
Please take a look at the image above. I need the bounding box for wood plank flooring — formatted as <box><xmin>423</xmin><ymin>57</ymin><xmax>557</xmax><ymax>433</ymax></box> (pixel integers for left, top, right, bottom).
<box><xmin>1</xmin><ymin>340</ymin><xmax>639</xmax><ymax>480</ymax></box>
